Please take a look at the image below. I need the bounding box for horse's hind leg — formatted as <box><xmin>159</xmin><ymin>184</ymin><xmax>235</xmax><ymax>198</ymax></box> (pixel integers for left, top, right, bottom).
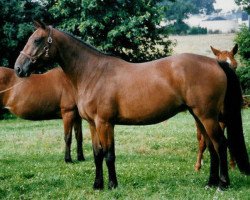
<box><xmin>201</xmin><ymin>118</ymin><xmax>229</xmax><ymax>189</ymax></box>
<box><xmin>195</xmin><ymin>122</ymin><xmax>206</xmax><ymax>171</ymax></box>
<box><xmin>74</xmin><ymin>114</ymin><xmax>85</xmax><ymax>161</ymax></box>
<box><xmin>62</xmin><ymin>111</ymin><xmax>74</xmax><ymax>163</ymax></box>
<box><xmin>219</xmin><ymin>122</ymin><xmax>236</xmax><ymax>170</ymax></box>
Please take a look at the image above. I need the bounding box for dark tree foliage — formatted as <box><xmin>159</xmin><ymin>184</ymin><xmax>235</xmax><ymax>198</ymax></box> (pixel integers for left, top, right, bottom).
<box><xmin>48</xmin><ymin>0</ymin><xmax>173</xmax><ymax>62</ymax></box>
<box><xmin>1</xmin><ymin>0</ymin><xmax>174</xmax><ymax>64</ymax></box>
<box><xmin>0</xmin><ymin>0</ymin><xmax>51</xmax><ymax>67</ymax></box>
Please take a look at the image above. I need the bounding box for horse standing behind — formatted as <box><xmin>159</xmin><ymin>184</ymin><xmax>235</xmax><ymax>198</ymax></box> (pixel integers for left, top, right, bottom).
<box><xmin>14</xmin><ymin>21</ymin><xmax>250</xmax><ymax>190</ymax></box>
<box><xmin>195</xmin><ymin>44</ymin><xmax>238</xmax><ymax>171</ymax></box>
<box><xmin>0</xmin><ymin>67</ymin><xmax>84</xmax><ymax>162</ymax></box>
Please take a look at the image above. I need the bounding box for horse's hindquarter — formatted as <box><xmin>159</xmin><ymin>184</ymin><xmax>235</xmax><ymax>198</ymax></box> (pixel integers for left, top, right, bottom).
<box><xmin>171</xmin><ymin>54</ymin><xmax>227</xmax><ymax>116</ymax></box>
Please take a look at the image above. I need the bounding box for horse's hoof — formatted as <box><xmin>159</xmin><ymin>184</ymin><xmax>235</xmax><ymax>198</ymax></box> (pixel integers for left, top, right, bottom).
<box><xmin>207</xmin><ymin>178</ymin><xmax>219</xmax><ymax>188</ymax></box>
<box><xmin>195</xmin><ymin>165</ymin><xmax>201</xmax><ymax>171</ymax></box>
<box><xmin>65</xmin><ymin>158</ymin><xmax>73</xmax><ymax>163</ymax></box>
<box><xmin>218</xmin><ymin>182</ymin><xmax>229</xmax><ymax>191</ymax></box>
<box><xmin>77</xmin><ymin>156</ymin><xmax>85</xmax><ymax>162</ymax></box>
<box><xmin>108</xmin><ymin>181</ymin><xmax>118</xmax><ymax>190</ymax></box>
<box><xmin>93</xmin><ymin>180</ymin><xmax>104</xmax><ymax>190</ymax></box>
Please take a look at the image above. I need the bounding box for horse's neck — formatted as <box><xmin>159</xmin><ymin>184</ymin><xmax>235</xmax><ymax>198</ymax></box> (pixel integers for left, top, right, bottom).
<box><xmin>55</xmin><ymin>30</ymin><xmax>109</xmax><ymax>88</ymax></box>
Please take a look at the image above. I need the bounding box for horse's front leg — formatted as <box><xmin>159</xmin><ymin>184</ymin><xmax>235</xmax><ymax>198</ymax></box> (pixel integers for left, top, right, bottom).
<box><xmin>89</xmin><ymin>123</ymin><xmax>104</xmax><ymax>189</ymax></box>
<box><xmin>74</xmin><ymin>114</ymin><xmax>85</xmax><ymax>161</ymax></box>
<box><xmin>93</xmin><ymin>120</ymin><xmax>118</xmax><ymax>189</ymax></box>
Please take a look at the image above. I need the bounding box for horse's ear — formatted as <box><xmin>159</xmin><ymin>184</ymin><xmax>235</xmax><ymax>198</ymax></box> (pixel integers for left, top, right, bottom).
<box><xmin>232</xmin><ymin>44</ymin><xmax>238</xmax><ymax>55</ymax></box>
<box><xmin>33</xmin><ymin>20</ymin><xmax>46</xmax><ymax>30</ymax></box>
<box><xmin>210</xmin><ymin>46</ymin><xmax>221</xmax><ymax>56</ymax></box>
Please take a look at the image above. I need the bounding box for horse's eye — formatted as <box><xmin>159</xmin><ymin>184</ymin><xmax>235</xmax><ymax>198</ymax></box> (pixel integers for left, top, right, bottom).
<box><xmin>34</xmin><ymin>38</ymin><xmax>43</xmax><ymax>45</ymax></box>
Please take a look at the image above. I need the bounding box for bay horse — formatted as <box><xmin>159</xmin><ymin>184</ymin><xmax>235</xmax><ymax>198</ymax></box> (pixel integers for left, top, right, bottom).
<box><xmin>14</xmin><ymin>21</ymin><xmax>250</xmax><ymax>190</ymax></box>
<box><xmin>0</xmin><ymin>66</ymin><xmax>84</xmax><ymax>162</ymax></box>
<box><xmin>195</xmin><ymin>44</ymin><xmax>238</xmax><ymax>171</ymax></box>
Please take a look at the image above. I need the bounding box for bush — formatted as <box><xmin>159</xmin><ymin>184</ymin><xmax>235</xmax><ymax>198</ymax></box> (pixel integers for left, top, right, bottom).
<box><xmin>236</xmin><ymin>65</ymin><xmax>250</xmax><ymax>95</ymax></box>
<box><xmin>235</xmin><ymin>25</ymin><xmax>250</xmax><ymax>61</ymax></box>
<box><xmin>187</xmin><ymin>26</ymin><xmax>207</xmax><ymax>35</ymax></box>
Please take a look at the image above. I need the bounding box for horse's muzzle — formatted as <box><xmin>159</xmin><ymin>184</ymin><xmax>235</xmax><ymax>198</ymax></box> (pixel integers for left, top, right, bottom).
<box><xmin>14</xmin><ymin>65</ymin><xmax>30</xmax><ymax>77</ymax></box>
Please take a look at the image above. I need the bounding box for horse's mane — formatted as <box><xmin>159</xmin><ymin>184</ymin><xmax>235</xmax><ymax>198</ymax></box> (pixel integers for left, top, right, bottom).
<box><xmin>60</xmin><ymin>29</ymin><xmax>112</xmax><ymax>57</ymax></box>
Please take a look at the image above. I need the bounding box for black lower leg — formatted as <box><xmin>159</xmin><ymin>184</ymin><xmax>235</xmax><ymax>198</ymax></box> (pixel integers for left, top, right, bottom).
<box><xmin>218</xmin><ymin>139</ymin><xmax>230</xmax><ymax>189</ymax></box>
<box><xmin>207</xmin><ymin>144</ymin><xmax>220</xmax><ymax>187</ymax></box>
<box><xmin>93</xmin><ymin>149</ymin><xmax>104</xmax><ymax>190</ymax></box>
<box><xmin>64</xmin><ymin>134</ymin><xmax>72</xmax><ymax>163</ymax></box>
<box><xmin>106</xmin><ymin>149</ymin><xmax>118</xmax><ymax>189</ymax></box>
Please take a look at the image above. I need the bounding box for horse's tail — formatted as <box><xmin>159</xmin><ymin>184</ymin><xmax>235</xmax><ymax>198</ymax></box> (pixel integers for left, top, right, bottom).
<box><xmin>218</xmin><ymin>61</ymin><xmax>250</xmax><ymax>175</ymax></box>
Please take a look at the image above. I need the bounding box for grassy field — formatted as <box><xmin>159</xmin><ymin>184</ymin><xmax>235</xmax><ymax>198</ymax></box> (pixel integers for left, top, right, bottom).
<box><xmin>0</xmin><ymin>109</ymin><xmax>249</xmax><ymax>199</ymax></box>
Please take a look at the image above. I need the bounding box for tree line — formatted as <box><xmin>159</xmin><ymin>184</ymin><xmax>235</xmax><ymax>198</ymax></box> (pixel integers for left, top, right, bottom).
<box><xmin>0</xmin><ymin>0</ymin><xmax>217</xmax><ymax>67</ymax></box>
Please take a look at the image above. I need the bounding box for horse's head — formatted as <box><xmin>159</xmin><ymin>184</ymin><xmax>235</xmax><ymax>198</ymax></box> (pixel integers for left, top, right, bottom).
<box><xmin>210</xmin><ymin>44</ymin><xmax>238</xmax><ymax>70</ymax></box>
<box><xmin>14</xmin><ymin>21</ymin><xmax>57</xmax><ymax>77</ymax></box>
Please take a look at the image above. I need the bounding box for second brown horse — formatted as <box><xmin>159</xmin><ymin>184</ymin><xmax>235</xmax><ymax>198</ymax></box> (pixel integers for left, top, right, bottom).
<box><xmin>0</xmin><ymin>67</ymin><xmax>84</xmax><ymax>162</ymax></box>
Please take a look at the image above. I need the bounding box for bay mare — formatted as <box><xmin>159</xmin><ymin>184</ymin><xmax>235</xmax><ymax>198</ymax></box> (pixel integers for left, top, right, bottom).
<box><xmin>14</xmin><ymin>21</ymin><xmax>250</xmax><ymax>190</ymax></box>
<box><xmin>0</xmin><ymin>66</ymin><xmax>84</xmax><ymax>162</ymax></box>
<box><xmin>195</xmin><ymin>44</ymin><xmax>238</xmax><ymax>171</ymax></box>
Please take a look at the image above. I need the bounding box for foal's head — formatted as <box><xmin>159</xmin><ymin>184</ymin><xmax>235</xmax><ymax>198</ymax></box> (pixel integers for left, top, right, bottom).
<box><xmin>210</xmin><ymin>44</ymin><xmax>238</xmax><ymax>70</ymax></box>
<box><xmin>15</xmin><ymin>21</ymin><xmax>57</xmax><ymax>77</ymax></box>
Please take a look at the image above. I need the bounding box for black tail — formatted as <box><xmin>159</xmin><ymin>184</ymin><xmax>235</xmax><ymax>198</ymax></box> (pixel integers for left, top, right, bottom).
<box><xmin>218</xmin><ymin>61</ymin><xmax>250</xmax><ymax>175</ymax></box>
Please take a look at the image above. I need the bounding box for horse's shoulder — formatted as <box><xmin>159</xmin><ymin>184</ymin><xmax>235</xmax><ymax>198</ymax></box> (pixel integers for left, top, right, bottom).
<box><xmin>0</xmin><ymin>67</ymin><xmax>15</xmax><ymax>84</ymax></box>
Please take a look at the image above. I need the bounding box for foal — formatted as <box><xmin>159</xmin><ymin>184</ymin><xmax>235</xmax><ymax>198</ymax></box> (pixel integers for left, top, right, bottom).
<box><xmin>195</xmin><ymin>44</ymin><xmax>238</xmax><ymax>171</ymax></box>
<box><xmin>0</xmin><ymin>67</ymin><xmax>84</xmax><ymax>162</ymax></box>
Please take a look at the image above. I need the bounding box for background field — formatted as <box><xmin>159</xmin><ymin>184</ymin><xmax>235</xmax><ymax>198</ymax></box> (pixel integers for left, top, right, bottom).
<box><xmin>170</xmin><ymin>33</ymin><xmax>236</xmax><ymax>57</ymax></box>
<box><xmin>0</xmin><ymin>109</ymin><xmax>249</xmax><ymax>199</ymax></box>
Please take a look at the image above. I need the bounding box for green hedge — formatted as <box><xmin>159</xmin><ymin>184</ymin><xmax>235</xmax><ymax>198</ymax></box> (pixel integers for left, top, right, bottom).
<box><xmin>236</xmin><ymin>65</ymin><xmax>250</xmax><ymax>95</ymax></box>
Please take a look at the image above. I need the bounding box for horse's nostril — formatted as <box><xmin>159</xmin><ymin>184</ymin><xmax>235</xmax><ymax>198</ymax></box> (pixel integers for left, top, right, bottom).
<box><xmin>17</xmin><ymin>67</ymin><xmax>22</xmax><ymax>74</ymax></box>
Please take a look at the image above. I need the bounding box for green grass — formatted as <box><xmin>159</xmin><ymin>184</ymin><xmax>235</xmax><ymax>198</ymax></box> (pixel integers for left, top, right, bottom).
<box><xmin>0</xmin><ymin>110</ymin><xmax>249</xmax><ymax>199</ymax></box>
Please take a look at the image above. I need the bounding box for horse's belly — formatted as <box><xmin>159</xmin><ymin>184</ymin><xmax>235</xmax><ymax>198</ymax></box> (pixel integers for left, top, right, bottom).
<box><xmin>116</xmin><ymin>101</ymin><xmax>186</xmax><ymax>125</ymax></box>
<box><xmin>6</xmin><ymin>105</ymin><xmax>61</xmax><ymax>120</ymax></box>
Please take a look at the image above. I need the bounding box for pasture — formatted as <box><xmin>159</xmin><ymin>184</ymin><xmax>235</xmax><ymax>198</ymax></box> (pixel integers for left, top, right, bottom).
<box><xmin>0</xmin><ymin>109</ymin><xmax>249</xmax><ymax>199</ymax></box>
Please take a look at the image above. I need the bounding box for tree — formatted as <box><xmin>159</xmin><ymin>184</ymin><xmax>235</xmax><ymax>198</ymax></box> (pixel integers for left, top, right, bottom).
<box><xmin>47</xmin><ymin>0</ymin><xmax>173</xmax><ymax>62</ymax></box>
<box><xmin>0</xmin><ymin>0</ymin><xmax>50</xmax><ymax>67</ymax></box>
<box><xmin>235</xmin><ymin>0</ymin><xmax>250</xmax><ymax>14</ymax></box>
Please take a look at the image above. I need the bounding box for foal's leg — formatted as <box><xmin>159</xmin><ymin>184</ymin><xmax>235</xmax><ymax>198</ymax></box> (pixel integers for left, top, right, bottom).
<box><xmin>74</xmin><ymin>114</ymin><xmax>85</xmax><ymax>161</ymax></box>
<box><xmin>202</xmin><ymin>118</ymin><xmax>229</xmax><ymax>189</ymax></box>
<box><xmin>195</xmin><ymin>122</ymin><xmax>206</xmax><ymax>171</ymax></box>
<box><xmin>62</xmin><ymin>111</ymin><xmax>74</xmax><ymax>163</ymax></box>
